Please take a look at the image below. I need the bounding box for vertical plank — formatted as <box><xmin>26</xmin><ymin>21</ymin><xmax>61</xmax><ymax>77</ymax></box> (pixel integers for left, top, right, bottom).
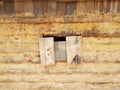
<box><xmin>24</xmin><ymin>0</ymin><xmax>33</xmax><ymax>17</ymax></box>
<box><xmin>39</xmin><ymin>37</ymin><xmax>55</xmax><ymax>66</ymax></box>
<box><xmin>66</xmin><ymin>1</ymin><xmax>76</xmax><ymax>15</ymax></box>
<box><xmin>103</xmin><ymin>0</ymin><xmax>108</xmax><ymax>12</ymax></box>
<box><xmin>114</xmin><ymin>0</ymin><xmax>118</xmax><ymax>13</ymax></box>
<box><xmin>45</xmin><ymin>37</ymin><xmax>55</xmax><ymax>66</ymax></box>
<box><xmin>77</xmin><ymin>36</ymin><xmax>82</xmax><ymax>63</ymax></box>
<box><xmin>110</xmin><ymin>0</ymin><xmax>115</xmax><ymax>13</ymax></box>
<box><xmin>14</xmin><ymin>0</ymin><xmax>24</xmax><ymax>16</ymax></box>
<box><xmin>94</xmin><ymin>0</ymin><xmax>103</xmax><ymax>13</ymax></box>
<box><xmin>76</xmin><ymin>0</ymin><xmax>86</xmax><ymax>14</ymax></box>
<box><xmin>57</xmin><ymin>2</ymin><xmax>66</xmax><ymax>16</ymax></box>
<box><xmin>39</xmin><ymin>38</ymin><xmax>46</xmax><ymax>65</ymax></box>
<box><xmin>4</xmin><ymin>0</ymin><xmax>14</xmax><ymax>14</ymax></box>
<box><xmin>47</xmin><ymin>0</ymin><xmax>56</xmax><ymax>16</ymax></box>
<box><xmin>43</xmin><ymin>0</ymin><xmax>47</xmax><ymax>15</ymax></box>
<box><xmin>86</xmin><ymin>0</ymin><xmax>94</xmax><ymax>13</ymax></box>
<box><xmin>119</xmin><ymin>0</ymin><xmax>120</xmax><ymax>13</ymax></box>
<box><xmin>33</xmin><ymin>0</ymin><xmax>43</xmax><ymax>16</ymax></box>
<box><xmin>66</xmin><ymin>36</ymin><xmax>81</xmax><ymax>64</ymax></box>
<box><xmin>0</xmin><ymin>1</ymin><xmax>4</xmax><ymax>15</ymax></box>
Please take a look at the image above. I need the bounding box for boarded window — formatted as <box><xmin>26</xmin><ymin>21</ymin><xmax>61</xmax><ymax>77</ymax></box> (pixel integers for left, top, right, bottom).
<box><xmin>39</xmin><ymin>36</ymin><xmax>82</xmax><ymax>66</ymax></box>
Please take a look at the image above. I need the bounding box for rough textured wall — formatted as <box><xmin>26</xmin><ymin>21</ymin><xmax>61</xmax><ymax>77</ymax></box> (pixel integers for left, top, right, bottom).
<box><xmin>0</xmin><ymin>21</ymin><xmax>120</xmax><ymax>90</ymax></box>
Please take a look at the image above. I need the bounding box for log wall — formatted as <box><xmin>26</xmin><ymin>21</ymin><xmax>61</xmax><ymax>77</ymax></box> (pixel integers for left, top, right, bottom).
<box><xmin>0</xmin><ymin>22</ymin><xmax>120</xmax><ymax>90</ymax></box>
<box><xmin>0</xmin><ymin>0</ymin><xmax>120</xmax><ymax>90</ymax></box>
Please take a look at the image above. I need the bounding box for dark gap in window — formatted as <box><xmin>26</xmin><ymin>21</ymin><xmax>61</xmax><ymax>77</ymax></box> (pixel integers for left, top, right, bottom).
<box><xmin>54</xmin><ymin>37</ymin><xmax>66</xmax><ymax>42</ymax></box>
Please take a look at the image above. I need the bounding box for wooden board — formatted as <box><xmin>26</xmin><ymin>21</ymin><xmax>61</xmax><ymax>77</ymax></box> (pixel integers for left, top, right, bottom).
<box><xmin>76</xmin><ymin>0</ymin><xmax>86</xmax><ymax>13</ymax></box>
<box><xmin>66</xmin><ymin>36</ymin><xmax>81</xmax><ymax>64</ymax></box>
<box><xmin>57</xmin><ymin>2</ymin><xmax>66</xmax><ymax>15</ymax></box>
<box><xmin>114</xmin><ymin>0</ymin><xmax>119</xmax><ymax>13</ymax></box>
<box><xmin>54</xmin><ymin>41</ymin><xmax>67</xmax><ymax>61</ymax></box>
<box><xmin>47</xmin><ymin>0</ymin><xmax>56</xmax><ymax>16</ymax></box>
<box><xmin>66</xmin><ymin>1</ymin><xmax>76</xmax><ymax>15</ymax></box>
<box><xmin>0</xmin><ymin>1</ymin><xmax>4</xmax><ymax>15</ymax></box>
<box><xmin>94</xmin><ymin>0</ymin><xmax>103</xmax><ymax>12</ymax></box>
<box><xmin>86</xmin><ymin>0</ymin><xmax>94</xmax><ymax>13</ymax></box>
<box><xmin>119</xmin><ymin>0</ymin><xmax>120</xmax><ymax>12</ymax></box>
<box><xmin>24</xmin><ymin>0</ymin><xmax>33</xmax><ymax>16</ymax></box>
<box><xmin>39</xmin><ymin>37</ymin><xmax>55</xmax><ymax>66</ymax></box>
<box><xmin>4</xmin><ymin>0</ymin><xmax>14</xmax><ymax>14</ymax></box>
<box><xmin>14</xmin><ymin>0</ymin><xmax>24</xmax><ymax>16</ymax></box>
<box><xmin>110</xmin><ymin>0</ymin><xmax>115</xmax><ymax>13</ymax></box>
<box><xmin>33</xmin><ymin>0</ymin><xmax>43</xmax><ymax>16</ymax></box>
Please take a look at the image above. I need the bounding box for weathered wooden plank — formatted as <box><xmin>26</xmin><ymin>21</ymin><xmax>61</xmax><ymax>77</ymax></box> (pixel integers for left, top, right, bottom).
<box><xmin>54</xmin><ymin>41</ymin><xmax>67</xmax><ymax>61</ymax></box>
<box><xmin>82</xmin><ymin>51</ymin><xmax>120</xmax><ymax>63</ymax></box>
<box><xmin>57</xmin><ymin>2</ymin><xmax>66</xmax><ymax>15</ymax></box>
<box><xmin>0</xmin><ymin>1</ymin><xmax>4</xmax><ymax>15</ymax></box>
<box><xmin>45</xmin><ymin>37</ymin><xmax>55</xmax><ymax>65</ymax></box>
<box><xmin>39</xmin><ymin>37</ymin><xmax>55</xmax><ymax>66</ymax></box>
<box><xmin>76</xmin><ymin>0</ymin><xmax>86</xmax><ymax>13</ymax></box>
<box><xmin>110</xmin><ymin>0</ymin><xmax>115</xmax><ymax>13</ymax></box>
<box><xmin>14</xmin><ymin>0</ymin><xmax>24</xmax><ymax>16</ymax></box>
<box><xmin>114</xmin><ymin>0</ymin><xmax>119</xmax><ymax>13</ymax></box>
<box><xmin>66</xmin><ymin>36</ymin><xmax>81</xmax><ymax>64</ymax></box>
<box><xmin>33</xmin><ymin>0</ymin><xmax>43</xmax><ymax>16</ymax></box>
<box><xmin>86</xmin><ymin>0</ymin><xmax>94</xmax><ymax>13</ymax></box>
<box><xmin>47</xmin><ymin>0</ymin><xmax>56</xmax><ymax>16</ymax></box>
<box><xmin>94</xmin><ymin>0</ymin><xmax>103</xmax><ymax>13</ymax></box>
<box><xmin>39</xmin><ymin>38</ymin><xmax>46</xmax><ymax>65</ymax></box>
<box><xmin>4</xmin><ymin>0</ymin><xmax>14</xmax><ymax>14</ymax></box>
<box><xmin>0</xmin><ymin>74</ymin><xmax>120</xmax><ymax>83</ymax></box>
<box><xmin>103</xmin><ymin>0</ymin><xmax>108</xmax><ymax>13</ymax></box>
<box><xmin>24</xmin><ymin>0</ymin><xmax>33</xmax><ymax>17</ymax></box>
<box><xmin>0</xmin><ymin>82</ymin><xmax>120</xmax><ymax>90</ymax></box>
<box><xmin>0</xmin><ymin>63</ymin><xmax>120</xmax><ymax>74</ymax></box>
<box><xmin>66</xmin><ymin>1</ymin><xmax>76</xmax><ymax>15</ymax></box>
<box><xmin>119</xmin><ymin>0</ymin><xmax>120</xmax><ymax>12</ymax></box>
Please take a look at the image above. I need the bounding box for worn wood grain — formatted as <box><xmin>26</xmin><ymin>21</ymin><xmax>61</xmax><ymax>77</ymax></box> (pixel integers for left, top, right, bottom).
<box><xmin>47</xmin><ymin>0</ymin><xmax>56</xmax><ymax>16</ymax></box>
<box><xmin>0</xmin><ymin>1</ymin><xmax>4</xmax><ymax>15</ymax></box>
<box><xmin>66</xmin><ymin>1</ymin><xmax>76</xmax><ymax>15</ymax></box>
<box><xmin>86</xmin><ymin>0</ymin><xmax>94</xmax><ymax>13</ymax></box>
<box><xmin>76</xmin><ymin>0</ymin><xmax>86</xmax><ymax>13</ymax></box>
<box><xmin>0</xmin><ymin>63</ymin><xmax>120</xmax><ymax>74</ymax></box>
<box><xmin>4</xmin><ymin>0</ymin><xmax>14</xmax><ymax>14</ymax></box>
<box><xmin>45</xmin><ymin>37</ymin><xmax>55</xmax><ymax>66</ymax></box>
<box><xmin>39</xmin><ymin>38</ymin><xmax>46</xmax><ymax>65</ymax></box>
<box><xmin>40</xmin><ymin>37</ymin><xmax>55</xmax><ymax>66</ymax></box>
<box><xmin>57</xmin><ymin>2</ymin><xmax>66</xmax><ymax>15</ymax></box>
<box><xmin>33</xmin><ymin>0</ymin><xmax>43</xmax><ymax>16</ymax></box>
<box><xmin>14</xmin><ymin>0</ymin><xmax>24</xmax><ymax>16</ymax></box>
<box><xmin>66</xmin><ymin>36</ymin><xmax>81</xmax><ymax>64</ymax></box>
<box><xmin>24</xmin><ymin>0</ymin><xmax>33</xmax><ymax>16</ymax></box>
